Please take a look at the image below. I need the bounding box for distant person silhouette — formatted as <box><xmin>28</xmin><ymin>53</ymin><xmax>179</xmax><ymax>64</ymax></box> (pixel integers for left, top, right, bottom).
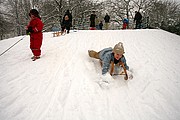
<box><xmin>134</xmin><ymin>11</ymin><xmax>142</xmax><ymax>29</ymax></box>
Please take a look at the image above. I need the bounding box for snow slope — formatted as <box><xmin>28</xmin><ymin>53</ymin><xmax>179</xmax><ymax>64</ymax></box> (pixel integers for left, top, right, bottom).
<box><xmin>0</xmin><ymin>29</ymin><xmax>180</xmax><ymax>120</ymax></box>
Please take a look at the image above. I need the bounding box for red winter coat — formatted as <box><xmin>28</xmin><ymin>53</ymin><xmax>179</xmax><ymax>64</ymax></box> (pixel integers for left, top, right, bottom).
<box><xmin>27</xmin><ymin>17</ymin><xmax>43</xmax><ymax>56</ymax></box>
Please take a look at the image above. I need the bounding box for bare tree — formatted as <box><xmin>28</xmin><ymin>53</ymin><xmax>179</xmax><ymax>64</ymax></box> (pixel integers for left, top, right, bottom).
<box><xmin>1</xmin><ymin>0</ymin><xmax>179</xmax><ymax>39</ymax></box>
<box><xmin>147</xmin><ymin>0</ymin><xmax>180</xmax><ymax>28</ymax></box>
<box><xmin>104</xmin><ymin>0</ymin><xmax>135</xmax><ymax>28</ymax></box>
<box><xmin>0</xmin><ymin>14</ymin><xmax>13</xmax><ymax>40</ymax></box>
<box><xmin>70</xmin><ymin>0</ymin><xmax>104</xmax><ymax>29</ymax></box>
<box><xmin>0</xmin><ymin>1</ymin><xmax>16</xmax><ymax>39</ymax></box>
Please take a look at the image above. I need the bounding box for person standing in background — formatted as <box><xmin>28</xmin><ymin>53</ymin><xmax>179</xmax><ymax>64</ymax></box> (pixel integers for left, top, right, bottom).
<box><xmin>122</xmin><ymin>18</ymin><xmax>129</xmax><ymax>29</ymax></box>
<box><xmin>99</xmin><ymin>21</ymin><xmax>103</xmax><ymax>30</ymax></box>
<box><xmin>104</xmin><ymin>13</ymin><xmax>110</xmax><ymax>30</ymax></box>
<box><xmin>134</xmin><ymin>11</ymin><xmax>142</xmax><ymax>29</ymax></box>
<box><xmin>61</xmin><ymin>10</ymin><xmax>72</xmax><ymax>34</ymax></box>
<box><xmin>90</xmin><ymin>11</ymin><xmax>97</xmax><ymax>30</ymax></box>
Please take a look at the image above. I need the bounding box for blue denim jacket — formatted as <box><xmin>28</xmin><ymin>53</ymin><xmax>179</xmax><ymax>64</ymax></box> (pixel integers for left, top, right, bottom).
<box><xmin>99</xmin><ymin>47</ymin><xmax>129</xmax><ymax>75</ymax></box>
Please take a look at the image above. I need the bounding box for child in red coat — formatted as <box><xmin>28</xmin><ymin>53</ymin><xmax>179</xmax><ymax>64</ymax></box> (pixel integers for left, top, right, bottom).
<box><xmin>26</xmin><ymin>9</ymin><xmax>44</xmax><ymax>61</ymax></box>
<box><xmin>122</xmin><ymin>18</ymin><xmax>129</xmax><ymax>29</ymax></box>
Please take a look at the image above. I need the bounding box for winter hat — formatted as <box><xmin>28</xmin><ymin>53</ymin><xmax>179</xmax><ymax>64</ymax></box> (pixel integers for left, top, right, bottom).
<box><xmin>30</xmin><ymin>9</ymin><xmax>39</xmax><ymax>16</ymax></box>
<box><xmin>29</xmin><ymin>9</ymin><xmax>41</xmax><ymax>19</ymax></box>
<box><xmin>113</xmin><ymin>42</ymin><xmax>125</xmax><ymax>54</ymax></box>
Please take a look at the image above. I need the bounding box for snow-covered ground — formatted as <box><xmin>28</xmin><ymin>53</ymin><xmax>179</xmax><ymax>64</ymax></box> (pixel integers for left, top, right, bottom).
<box><xmin>0</xmin><ymin>29</ymin><xmax>180</xmax><ymax>120</ymax></box>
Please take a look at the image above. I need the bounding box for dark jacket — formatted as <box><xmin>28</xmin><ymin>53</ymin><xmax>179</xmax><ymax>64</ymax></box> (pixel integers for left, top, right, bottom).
<box><xmin>104</xmin><ymin>15</ymin><xmax>110</xmax><ymax>23</ymax></box>
<box><xmin>62</xmin><ymin>11</ymin><xmax>72</xmax><ymax>27</ymax></box>
<box><xmin>90</xmin><ymin>14</ymin><xmax>96</xmax><ymax>27</ymax></box>
<box><xmin>99</xmin><ymin>22</ymin><xmax>103</xmax><ymax>30</ymax></box>
<box><xmin>61</xmin><ymin>19</ymin><xmax>71</xmax><ymax>28</ymax></box>
<box><xmin>134</xmin><ymin>12</ymin><xmax>142</xmax><ymax>22</ymax></box>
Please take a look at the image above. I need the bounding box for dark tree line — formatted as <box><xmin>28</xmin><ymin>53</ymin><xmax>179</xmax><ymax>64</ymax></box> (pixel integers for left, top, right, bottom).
<box><xmin>103</xmin><ymin>0</ymin><xmax>180</xmax><ymax>34</ymax></box>
<box><xmin>0</xmin><ymin>0</ymin><xmax>103</xmax><ymax>40</ymax></box>
<box><xmin>0</xmin><ymin>0</ymin><xmax>179</xmax><ymax>40</ymax></box>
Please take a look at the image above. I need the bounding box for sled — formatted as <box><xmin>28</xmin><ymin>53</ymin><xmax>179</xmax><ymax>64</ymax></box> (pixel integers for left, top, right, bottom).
<box><xmin>53</xmin><ymin>31</ymin><xmax>62</xmax><ymax>37</ymax></box>
<box><xmin>110</xmin><ymin>61</ymin><xmax>128</xmax><ymax>80</ymax></box>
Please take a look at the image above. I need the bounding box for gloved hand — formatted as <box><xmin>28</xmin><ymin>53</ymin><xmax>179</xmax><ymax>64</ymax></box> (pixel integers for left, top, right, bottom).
<box><xmin>26</xmin><ymin>30</ymin><xmax>30</xmax><ymax>35</ymax></box>
<box><xmin>26</xmin><ymin>27</ymin><xmax>33</xmax><ymax>35</ymax></box>
<box><xmin>28</xmin><ymin>27</ymin><xmax>34</xmax><ymax>33</ymax></box>
<box><xmin>101</xmin><ymin>73</ymin><xmax>112</xmax><ymax>83</ymax></box>
<box><xmin>127</xmin><ymin>70</ymin><xmax>133</xmax><ymax>80</ymax></box>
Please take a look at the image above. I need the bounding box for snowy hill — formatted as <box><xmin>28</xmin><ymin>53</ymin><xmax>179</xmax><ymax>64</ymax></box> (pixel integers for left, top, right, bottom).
<box><xmin>0</xmin><ymin>29</ymin><xmax>180</xmax><ymax>120</ymax></box>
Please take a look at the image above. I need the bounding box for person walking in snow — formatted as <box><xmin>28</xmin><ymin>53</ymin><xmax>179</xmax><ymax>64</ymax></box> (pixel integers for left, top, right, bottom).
<box><xmin>26</xmin><ymin>9</ymin><xmax>44</xmax><ymax>61</ymax></box>
<box><xmin>134</xmin><ymin>11</ymin><xmax>142</xmax><ymax>29</ymax></box>
<box><xmin>61</xmin><ymin>10</ymin><xmax>72</xmax><ymax>34</ymax></box>
<box><xmin>104</xmin><ymin>13</ymin><xmax>110</xmax><ymax>30</ymax></box>
<box><xmin>89</xmin><ymin>11</ymin><xmax>97</xmax><ymax>30</ymax></box>
<box><xmin>88</xmin><ymin>42</ymin><xmax>131</xmax><ymax>80</ymax></box>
